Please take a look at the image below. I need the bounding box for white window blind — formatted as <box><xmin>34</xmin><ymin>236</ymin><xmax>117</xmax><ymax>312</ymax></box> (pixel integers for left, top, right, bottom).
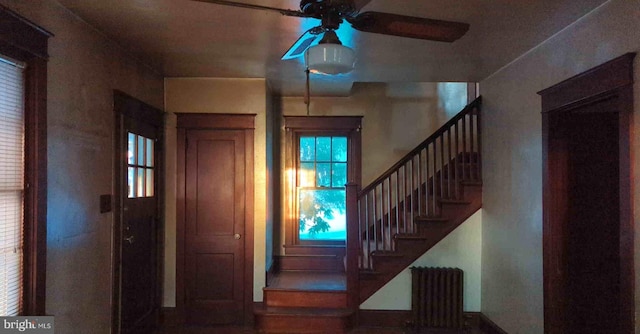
<box><xmin>0</xmin><ymin>56</ymin><xmax>25</xmax><ymax>316</ymax></box>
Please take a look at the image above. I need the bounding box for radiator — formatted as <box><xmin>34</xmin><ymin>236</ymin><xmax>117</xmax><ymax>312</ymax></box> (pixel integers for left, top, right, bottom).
<box><xmin>411</xmin><ymin>267</ymin><xmax>464</xmax><ymax>329</ymax></box>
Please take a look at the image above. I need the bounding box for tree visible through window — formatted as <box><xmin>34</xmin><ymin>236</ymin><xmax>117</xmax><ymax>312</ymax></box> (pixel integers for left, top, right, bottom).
<box><xmin>298</xmin><ymin>136</ymin><xmax>347</xmax><ymax>240</ymax></box>
<box><xmin>284</xmin><ymin>116</ymin><xmax>361</xmax><ymax>246</ymax></box>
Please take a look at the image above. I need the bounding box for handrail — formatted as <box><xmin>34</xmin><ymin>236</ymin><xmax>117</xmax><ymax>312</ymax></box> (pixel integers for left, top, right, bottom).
<box><xmin>358</xmin><ymin>96</ymin><xmax>482</xmax><ymax>197</ymax></box>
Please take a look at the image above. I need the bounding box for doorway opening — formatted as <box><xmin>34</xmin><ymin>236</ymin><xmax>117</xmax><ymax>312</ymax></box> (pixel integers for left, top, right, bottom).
<box><xmin>539</xmin><ymin>53</ymin><xmax>635</xmax><ymax>333</ymax></box>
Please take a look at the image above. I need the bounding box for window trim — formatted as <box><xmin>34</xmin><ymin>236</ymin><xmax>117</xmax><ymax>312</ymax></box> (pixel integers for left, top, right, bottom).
<box><xmin>0</xmin><ymin>5</ymin><xmax>52</xmax><ymax>315</ymax></box>
<box><xmin>284</xmin><ymin>116</ymin><xmax>362</xmax><ymax>246</ymax></box>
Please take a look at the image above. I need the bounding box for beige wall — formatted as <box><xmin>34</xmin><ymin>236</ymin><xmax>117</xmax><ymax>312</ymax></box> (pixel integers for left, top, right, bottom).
<box><xmin>280</xmin><ymin>82</ymin><xmax>467</xmax><ymax>186</ymax></box>
<box><xmin>164</xmin><ymin>78</ymin><xmax>268</xmax><ymax>303</ymax></box>
<box><xmin>479</xmin><ymin>0</ymin><xmax>640</xmax><ymax>332</ymax></box>
<box><xmin>360</xmin><ymin>210</ymin><xmax>482</xmax><ymax>311</ymax></box>
<box><xmin>0</xmin><ymin>1</ymin><xmax>164</xmax><ymax>333</ymax></box>
<box><xmin>277</xmin><ymin>82</ymin><xmax>468</xmax><ymax>255</ymax></box>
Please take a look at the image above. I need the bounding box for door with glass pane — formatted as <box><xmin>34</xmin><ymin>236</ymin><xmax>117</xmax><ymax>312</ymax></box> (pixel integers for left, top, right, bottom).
<box><xmin>114</xmin><ymin>91</ymin><xmax>163</xmax><ymax>334</ymax></box>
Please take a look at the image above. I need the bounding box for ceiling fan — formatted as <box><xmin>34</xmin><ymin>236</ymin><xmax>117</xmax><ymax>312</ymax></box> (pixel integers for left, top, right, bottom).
<box><xmin>191</xmin><ymin>0</ymin><xmax>470</xmax><ymax>63</ymax></box>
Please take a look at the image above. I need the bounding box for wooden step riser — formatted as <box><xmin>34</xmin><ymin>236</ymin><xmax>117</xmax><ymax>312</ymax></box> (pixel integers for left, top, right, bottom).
<box><xmin>277</xmin><ymin>256</ymin><xmax>344</xmax><ymax>272</ymax></box>
<box><xmin>264</xmin><ymin>290</ymin><xmax>347</xmax><ymax>308</ymax></box>
<box><xmin>255</xmin><ymin>313</ymin><xmax>352</xmax><ymax>334</ymax></box>
<box><xmin>284</xmin><ymin>245</ymin><xmax>346</xmax><ymax>257</ymax></box>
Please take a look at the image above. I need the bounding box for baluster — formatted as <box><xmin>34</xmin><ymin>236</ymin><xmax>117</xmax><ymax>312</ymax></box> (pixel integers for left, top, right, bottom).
<box><xmin>439</xmin><ymin>135</ymin><xmax>444</xmax><ymax>200</ymax></box>
<box><xmin>447</xmin><ymin>129</ymin><xmax>452</xmax><ymax>199</ymax></box>
<box><xmin>454</xmin><ymin>122</ymin><xmax>459</xmax><ymax>199</ymax></box>
<box><xmin>358</xmin><ymin>197</ymin><xmax>362</xmax><ymax>269</ymax></box>
<box><xmin>409</xmin><ymin>158</ymin><xmax>415</xmax><ymax>232</ymax></box>
<box><xmin>462</xmin><ymin>115</ymin><xmax>467</xmax><ymax>180</ymax></box>
<box><xmin>470</xmin><ymin>111</ymin><xmax>475</xmax><ymax>181</ymax></box>
<box><xmin>425</xmin><ymin>145</ymin><xmax>430</xmax><ymax>217</ymax></box>
<box><xmin>477</xmin><ymin>107</ymin><xmax>482</xmax><ymax>181</ymax></box>
<box><xmin>417</xmin><ymin>152</ymin><xmax>422</xmax><ymax>216</ymax></box>
<box><xmin>379</xmin><ymin>183</ymin><xmax>385</xmax><ymax>251</ymax></box>
<box><xmin>386</xmin><ymin>178</ymin><xmax>392</xmax><ymax>250</ymax></box>
<box><xmin>402</xmin><ymin>165</ymin><xmax>408</xmax><ymax>234</ymax></box>
<box><xmin>372</xmin><ymin>187</ymin><xmax>378</xmax><ymax>254</ymax></box>
<box><xmin>432</xmin><ymin>141</ymin><xmax>437</xmax><ymax>215</ymax></box>
<box><xmin>365</xmin><ymin>193</ymin><xmax>370</xmax><ymax>268</ymax></box>
<box><xmin>395</xmin><ymin>171</ymin><xmax>400</xmax><ymax>236</ymax></box>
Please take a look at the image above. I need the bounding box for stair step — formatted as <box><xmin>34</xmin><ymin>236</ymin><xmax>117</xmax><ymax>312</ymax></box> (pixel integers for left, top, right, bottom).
<box><xmin>359</xmin><ymin>269</ymin><xmax>383</xmax><ymax>280</ymax></box>
<box><xmin>254</xmin><ymin>304</ymin><xmax>354</xmax><ymax>334</ymax></box>
<box><xmin>263</xmin><ymin>288</ymin><xmax>347</xmax><ymax>308</ymax></box>
<box><xmin>394</xmin><ymin>233</ymin><xmax>429</xmax><ymax>240</ymax></box>
<box><xmin>439</xmin><ymin>199</ymin><xmax>471</xmax><ymax>205</ymax></box>
<box><xmin>283</xmin><ymin>244</ymin><xmax>346</xmax><ymax>256</ymax></box>
<box><xmin>276</xmin><ymin>254</ymin><xmax>344</xmax><ymax>272</ymax></box>
<box><xmin>415</xmin><ymin>216</ymin><xmax>449</xmax><ymax>223</ymax></box>
<box><xmin>370</xmin><ymin>251</ymin><xmax>403</xmax><ymax>258</ymax></box>
<box><xmin>461</xmin><ymin>180</ymin><xmax>483</xmax><ymax>186</ymax></box>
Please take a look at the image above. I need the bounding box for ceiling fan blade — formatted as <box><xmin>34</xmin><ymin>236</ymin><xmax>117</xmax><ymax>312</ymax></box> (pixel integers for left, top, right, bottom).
<box><xmin>352</xmin><ymin>0</ymin><xmax>373</xmax><ymax>12</ymax></box>
<box><xmin>191</xmin><ymin>0</ymin><xmax>308</xmax><ymax>17</ymax></box>
<box><xmin>282</xmin><ymin>27</ymin><xmax>323</xmax><ymax>60</ymax></box>
<box><xmin>348</xmin><ymin>11</ymin><xmax>469</xmax><ymax>42</ymax></box>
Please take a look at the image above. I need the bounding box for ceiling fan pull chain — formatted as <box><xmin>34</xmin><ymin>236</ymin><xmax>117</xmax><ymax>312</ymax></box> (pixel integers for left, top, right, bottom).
<box><xmin>305</xmin><ymin>68</ymin><xmax>311</xmax><ymax>115</ymax></box>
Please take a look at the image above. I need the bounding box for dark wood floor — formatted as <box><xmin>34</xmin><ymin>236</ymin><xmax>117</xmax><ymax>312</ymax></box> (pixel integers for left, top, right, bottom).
<box><xmin>156</xmin><ymin>325</ymin><xmax>480</xmax><ymax>334</ymax></box>
<box><xmin>158</xmin><ymin>271</ymin><xmax>484</xmax><ymax>333</ymax></box>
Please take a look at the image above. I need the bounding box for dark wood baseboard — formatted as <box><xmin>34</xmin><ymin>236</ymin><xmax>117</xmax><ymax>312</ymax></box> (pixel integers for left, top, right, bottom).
<box><xmin>359</xmin><ymin>310</ymin><xmax>503</xmax><ymax>332</ymax></box>
<box><xmin>479</xmin><ymin>313</ymin><xmax>508</xmax><ymax>334</ymax></box>
<box><xmin>160</xmin><ymin>307</ymin><xmax>180</xmax><ymax>327</ymax></box>
<box><xmin>358</xmin><ymin>310</ymin><xmax>412</xmax><ymax>328</ymax></box>
<box><xmin>266</xmin><ymin>259</ymin><xmax>277</xmax><ymax>287</ymax></box>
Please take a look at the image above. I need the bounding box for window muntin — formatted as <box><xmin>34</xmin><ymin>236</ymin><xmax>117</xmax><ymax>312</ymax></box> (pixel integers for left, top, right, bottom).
<box><xmin>297</xmin><ymin>136</ymin><xmax>347</xmax><ymax>241</ymax></box>
<box><xmin>127</xmin><ymin>132</ymin><xmax>154</xmax><ymax>198</ymax></box>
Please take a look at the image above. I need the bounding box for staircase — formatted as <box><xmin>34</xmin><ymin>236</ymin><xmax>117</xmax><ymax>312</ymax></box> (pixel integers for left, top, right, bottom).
<box><xmin>353</xmin><ymin>97</ymin><xmax>482</xmax><ymax>303</ymax></box>
<box><xmin>255</xmin><ymin>97</ymin><xmax>482</xmax><ymax>333</ymax></box>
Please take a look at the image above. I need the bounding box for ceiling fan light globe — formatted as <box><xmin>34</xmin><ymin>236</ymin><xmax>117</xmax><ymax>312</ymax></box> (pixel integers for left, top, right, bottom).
<box><xmin>305</xmin><ymin>43</ymin><xmax>355</xmax><ymax>75</ymax></box>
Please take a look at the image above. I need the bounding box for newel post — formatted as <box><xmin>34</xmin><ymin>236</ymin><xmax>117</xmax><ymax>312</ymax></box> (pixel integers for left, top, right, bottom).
<box><xmin>345</xmin><ymin>183</ymin><xmax>360</xmax><ymax>314</ymax></box>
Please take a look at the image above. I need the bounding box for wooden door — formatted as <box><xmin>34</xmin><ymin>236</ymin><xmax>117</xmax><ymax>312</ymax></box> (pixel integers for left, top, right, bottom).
<box><xmin>540</xmin><ymin>53</ymin><xmax>635</xmax><ymax>334</ymax></box>
<box><xmin>177</xmin><ymin>114</ymin><xmax>255</xmax><ymax>326</ymax></box>
<box><xmin>114</xmin><ymin>91</ymin><xmax>164</xmax><ymax>334</ymax></box>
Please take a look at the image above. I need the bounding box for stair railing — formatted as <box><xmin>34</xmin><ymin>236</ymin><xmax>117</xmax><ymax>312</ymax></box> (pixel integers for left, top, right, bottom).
<box><xmin>356</xmin><ymin>97</ymin><xmax>482</xmax><ymax>269</ymax></box>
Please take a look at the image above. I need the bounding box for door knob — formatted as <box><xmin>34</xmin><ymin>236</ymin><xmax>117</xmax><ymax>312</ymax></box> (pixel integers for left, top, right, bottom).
<box><xmin>124</xmin><ymin>235</ymin><xmax>135</xmax><ymax>244</ymax></box>
<box><xmin>234</xmin><ymin>234</ymin><xmax>241</xmax><ymax>240</ymax></box>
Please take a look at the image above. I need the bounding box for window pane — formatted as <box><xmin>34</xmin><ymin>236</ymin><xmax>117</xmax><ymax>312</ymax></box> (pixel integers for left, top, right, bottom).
<box><xmin>137</xmin><ymin>136</ymin><xmax>145</xmax><ymax>167</ymax></box>
<box><xmin>298</xmin><ymin>189</ymin><xmax>346</xmax><ymax>241</ymax></box>
<box><xmin>146</xmin><ymin>138</ymin><xmax>154</xmax><ymax>167</ymax></box>
<box><xmin>137</xmin><ymin>167</ymin><xmax>145</xmax><ymax>197</ymax></box>
<box><xmin>332</xmin><ymin>137</ymin><xmax>347</xmax><ymax>162</ymax></box>
<box><xmin>127</xmin><ymin>133</ymin><xmax>136</xmax><ymax>165</ymax></box>
<box><xmin>300</xmin><ymin>137</ymin><xmax>315</xmax><ymax>161</ymax></box>
<box><xmin>315</xmin><ymin>137</ymin><xmax>331</xmax><ymax>161</ymax></box>
<box><xmin>146</xmin><ymin>169</ymin><xmax>154</xmax><ymax>197</ymax></box>
<box><xmin>127</xmin><ymin>167</ymin><xmax>135</xmax><ymax>198</ymax></box>
<box><xmin>299</xmin><ymin>162</ymin><xmax>315</xmax><ymax>187</ymax></box>
<box><xmin>316</xmin><ymin>163</ymin><xmax>331</xmax><ymax>187</ymax></box>
<box><xmin>332</xmin><ymin>163</ymin><xmax>347</xmax><ymax>188</ymax></box>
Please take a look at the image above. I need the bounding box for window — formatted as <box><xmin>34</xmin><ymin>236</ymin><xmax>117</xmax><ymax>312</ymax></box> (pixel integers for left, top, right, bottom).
<box><xmin>284</xmin><ymin>116</ymin><xmax>361</xmax><ymax>245</ymax></box>
<box><xmin>127</xmin><ymin>133</ymin><xmax>155</xmax><ymax>198</ymax></box>
<box><xmin>0</xmin><ymin>7</ymin><xmax>51</xmax><ymax>316</ymax></box>
<box><xmin>298</xmin><ymin>136</ymin><xmax>347</xmax><ymax>240</ymax></box>
<box><xmin>0</xmin><ymin>56</ymin><xmax>25</xmax><ymax>316</ymax></box>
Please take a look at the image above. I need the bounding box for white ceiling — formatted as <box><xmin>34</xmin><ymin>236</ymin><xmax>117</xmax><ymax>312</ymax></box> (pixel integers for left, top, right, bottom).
<box><xmin>56</xmin><ymin>0</ymin><xmax>608</xmax><ymax>96</ymax></box>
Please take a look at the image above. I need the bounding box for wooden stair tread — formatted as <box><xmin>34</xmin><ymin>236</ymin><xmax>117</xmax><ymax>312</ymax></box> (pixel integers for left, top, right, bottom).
<box><xmin>415</xmin><ymin>216</ymin><xmax>449</xmax><ymax>223</ymax></box>
<box><xmin>371</xmin><ymin>251</ymin><xmax>403</xmax><ymax>257</ymax></box>
<box><xmin>439</xmin><ymin>199</ymin><xmax>471</xmax><ymax>205</ymax></box>
<box><xmin>394</xmin><ymin>233</ymin><xmax>429</xmax><ymax>240</ymax></box>
<box><xmin>267</xmin><ymin>270</ymin><xmax>346</xmax><ymax>291</ymax></box>
<box><xmin>255</xmin><ymin>305</ymin><xmax>354</xmax><ymax>317</ymax></box>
